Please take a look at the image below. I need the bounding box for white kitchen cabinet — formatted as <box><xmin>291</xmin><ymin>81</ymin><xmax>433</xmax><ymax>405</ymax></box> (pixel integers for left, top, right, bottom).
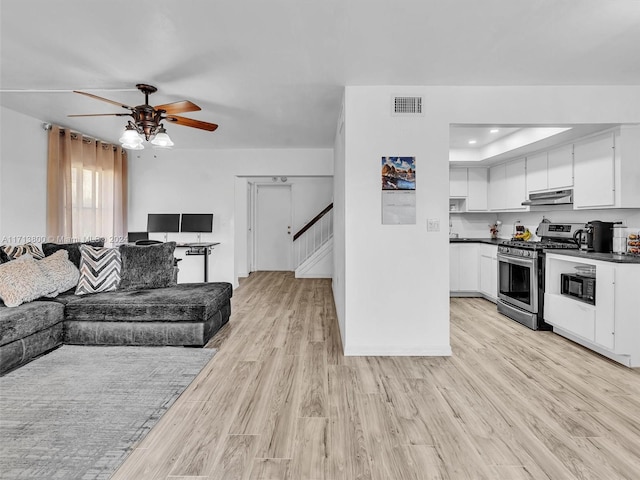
<box><xmin>526</xmin><ymin>152</ymin><xmax>548</xmax><ymax>193</ymax></box>
<box><xmin>449</xmin><ymin>167</ymin><xmax>488</xmax><ymax>211</ymax></box>
<box><xmin>573</xmin><ymin>132</ymin><xmax>615</xmax><ymax>208</ymax></box>
<box><xmin>478</xmin><ymin>244</ymin><xmax>497</xmax><ymax>301</ymax></box>
<box><xmin>594</xmin><ymin>265</ymin><xmax>615</xmax><ymax>350</ymax></box>
<box><xmin>467</xmin><ymin>168</ymin><xmax>488</xmax><ymax>211</ymax></box>
<box><xmin>527</xmin><ymin>144</ymin><xmax>573</xmax><ymax>194</ymax></box>
<box><xmin>450</xmin><ymin>243</ymin><xmax>479</xmax><ymax>293</ymax></box>
<box><xmin>449</xmin><ymin>244</ymin><xmax>460</xmax><ymax>291</ymax></box>
<box><xmin>488</xmin><ymin>164</ymin><xmax>506</xmax><ymax>211</ymax></box>
<box><xmin>489</xmin><ymin>159</ymin><xmax>527</xmax><ymax>211</ymax></box>
<box><xmin>547</xmin><ymin>144</ymin><xmax>573</xmax><ymax>189</ymax></box>
<box><xmin>505</xmin><ymin>158</ymin><xmax>527</xmax><ymax>210</ymax></box>
<box><xmin>544</xmin><ymin>253</ymin><xmax>639</xmax><ymax>367</ymax></box>
<box><xmin>449</xmin><ymin>168</ymin><xmax>468</xmax><ymax>197</ymax></box>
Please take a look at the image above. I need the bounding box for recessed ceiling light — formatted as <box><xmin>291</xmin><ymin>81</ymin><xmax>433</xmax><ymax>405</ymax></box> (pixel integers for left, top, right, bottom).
<box><xmin>490</xmin><ymin>128</ymin><xmax>500</xmax><ymax>133</ymax></box>
<box><xmin>468</xmin><ymin>139</ymin><xmax>477</xmax><ymax>145</ymax></box>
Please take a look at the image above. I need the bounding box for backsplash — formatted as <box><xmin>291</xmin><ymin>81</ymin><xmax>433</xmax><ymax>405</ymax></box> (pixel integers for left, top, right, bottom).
<box><xmin>450</xmin><ymin>208</ymin><xmax>640</xmax><ymax>240</ymax></box>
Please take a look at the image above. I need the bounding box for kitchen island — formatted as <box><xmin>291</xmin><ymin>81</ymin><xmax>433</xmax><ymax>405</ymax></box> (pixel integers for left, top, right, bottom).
<box><xmin>544</xmin><ymin>251</ymin><xmax>640</xmax><ymax>367</ymax></box>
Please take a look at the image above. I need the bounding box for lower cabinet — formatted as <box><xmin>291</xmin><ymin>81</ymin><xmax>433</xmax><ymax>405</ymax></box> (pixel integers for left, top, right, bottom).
<box><xmin>450</xmin><ymin>243</ymin><xmax>497</xmax><ymax>302</ymax></box>
<box><xmin>544</xmin><ymin>253</ymin><xmax>639</xmax><ymax>367</ymax></box>
<box><xmin>450</xmin><ymin>243</ymin><xmax>479</xmax><ymax>292</ymax></box>
<box><xmin>478</xmin><ymin>245</ymin><xmax>498</xmax><ymax>300</ymax></box>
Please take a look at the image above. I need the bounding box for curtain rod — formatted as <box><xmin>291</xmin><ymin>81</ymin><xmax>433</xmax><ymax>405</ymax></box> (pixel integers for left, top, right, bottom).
<box><xmin>42</xmin><ymin>123</ymin><xmax>124</xmax><ymax>153</ymax></box>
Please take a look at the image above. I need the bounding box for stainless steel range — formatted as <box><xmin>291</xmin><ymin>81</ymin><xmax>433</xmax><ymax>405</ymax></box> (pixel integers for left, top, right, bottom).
<box><xmin>497</xmin><ymin>222</ymin><xmax>583</xmax><ymax>330</ymax></box>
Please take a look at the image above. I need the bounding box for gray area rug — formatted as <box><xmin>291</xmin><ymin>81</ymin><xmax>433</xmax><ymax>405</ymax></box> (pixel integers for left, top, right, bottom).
<box><xmin>0</xmin><ymin>345</ymin><xmax>216</xmax><ymax>480</ymax></box>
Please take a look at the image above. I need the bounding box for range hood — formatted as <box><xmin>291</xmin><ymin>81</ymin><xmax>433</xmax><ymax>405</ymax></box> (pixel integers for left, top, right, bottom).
<box><xmin>522</xmin><ymin>189</ymin><xmax>573</xmax><ymax>206</ymax></box>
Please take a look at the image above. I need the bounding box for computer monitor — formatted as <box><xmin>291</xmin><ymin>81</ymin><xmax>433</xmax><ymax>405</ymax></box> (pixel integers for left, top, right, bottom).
<box><xmin>180</xmin><ymin>214</ymin><xmax>214</xmax><ymax>233</ymax></box>
<box><xmin>147</xmin><ymin>214</ymin><xmax>180</xmax><ymax>241</ymax></box>
<box><xmin>181</xmin><ymin>213</ymin><xmax>213</xmax><ymax>243</ymax></box>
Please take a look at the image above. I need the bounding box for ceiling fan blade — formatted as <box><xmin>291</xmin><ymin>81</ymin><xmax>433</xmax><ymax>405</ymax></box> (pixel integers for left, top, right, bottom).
<box><xmin>74</xmin><ymin>91</ymin><xmax>133</xmax><ymax>110</ymax></box>
<box><xmin>154</xmin><ymin>100</ymin><xmax>201</xmax><ymax>115</ymax></box>
<box><xmin>68</xmin><ymin>113</ymin><xmax>131</xmax><ymax>117</ymax></box>
<box><xmin>164</xmin><ymin>115</ymin><xmax>218</xmax><ymax>132</ymax></box>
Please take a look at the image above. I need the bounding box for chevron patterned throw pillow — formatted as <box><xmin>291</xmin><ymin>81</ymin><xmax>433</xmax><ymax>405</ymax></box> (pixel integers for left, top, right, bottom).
<box><xmin>1</xmin><ymin>242</ymin><xmax>45</xmax><ymax>260</ymax></box>
<box><xmin>75</xmin><ymin>245</ymin><xmax>122</xmax><ymax>295</ymax></box>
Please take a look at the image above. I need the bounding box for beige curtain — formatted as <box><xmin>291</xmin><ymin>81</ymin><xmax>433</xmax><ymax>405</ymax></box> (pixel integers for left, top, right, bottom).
<box><xmin>47</xmin><ymin>125</ymin><xmax>128</xmax><ymax>246</ymax></box>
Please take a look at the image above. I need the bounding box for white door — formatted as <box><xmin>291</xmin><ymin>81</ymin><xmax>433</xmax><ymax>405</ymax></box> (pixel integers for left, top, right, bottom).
<box><xmin>255</xmin><ymin>184</ymin><xmax>292</xmax><ymax>271</ymax></box>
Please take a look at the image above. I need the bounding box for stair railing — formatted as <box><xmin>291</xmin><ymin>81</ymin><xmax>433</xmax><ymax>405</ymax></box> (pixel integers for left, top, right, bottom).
<box><xmin>293</xmin><ymin>203</ymin><xmax>333</xmax><ymax>267</ymax></box>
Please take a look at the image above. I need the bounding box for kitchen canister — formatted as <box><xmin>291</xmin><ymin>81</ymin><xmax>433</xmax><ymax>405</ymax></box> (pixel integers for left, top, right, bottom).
<box><xmin>612</xmin><ymin>224</ymin><xmax>627</xmax><ymax>254</ymax></box>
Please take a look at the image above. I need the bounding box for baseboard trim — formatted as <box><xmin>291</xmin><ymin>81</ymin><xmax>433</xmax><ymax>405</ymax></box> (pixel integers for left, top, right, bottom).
<box><xmin>344</xmin><ymin>345</ymin><xmax>452</xmax><ymax>357</ymax></box>
<box><xmin>295</xmin><ymin>272</ymin><xmax>332</xmax><ymax>278</ymax></box>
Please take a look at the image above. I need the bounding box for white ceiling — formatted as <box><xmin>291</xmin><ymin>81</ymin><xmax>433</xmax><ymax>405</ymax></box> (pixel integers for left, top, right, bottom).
<box><xmin>2</xmin><ymin>0</ymin><xmax>640</xmax><ymax>150</ymax></box>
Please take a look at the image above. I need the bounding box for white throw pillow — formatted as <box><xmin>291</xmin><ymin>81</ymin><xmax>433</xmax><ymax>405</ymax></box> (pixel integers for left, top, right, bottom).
<box><xmin>0</xmin><ymin>254</ymin><xmax>57</xmax><ymax>307</ymax></box>
<box><xmin>37</xmin><ymin>249</ymin><xmax>80</xmax><ymax>296</ymax></box>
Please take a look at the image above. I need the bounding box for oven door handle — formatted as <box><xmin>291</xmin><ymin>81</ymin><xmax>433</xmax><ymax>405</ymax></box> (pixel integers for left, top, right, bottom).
<box><xmin>497</xmin><ymin>253</ymin><xmax>535</xmax><ymax>268</ymax></box>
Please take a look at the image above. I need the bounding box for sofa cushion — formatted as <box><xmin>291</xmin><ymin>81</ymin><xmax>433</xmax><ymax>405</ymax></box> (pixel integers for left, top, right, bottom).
<box><xmin>0</xmin><ymin>301</ymin><xmax>65</xmax><ymax>347</ymax></box>
<box><xmin>37</xmin><ymin>250</ymin><xmax>80</xmax><ymax>297</ymax></box>
<box><xmin>63</xmin><ymin>282</ymin><xmax>232</xmax><ymax>322</ymax></box>
<box><xmin>41</xmin><ymin>239</ymin><xmax>105</xmax><ymax>268</ymax></box>
<box><xmin>1</xmin><ymin>243</ymin><xmax>45</xmax><ymax>260</ymax></box>
<box><xmin>118</xmin><ymin>242</ymin><xmax>177</xmax><ymax>291</ymax></box>
<box><xmin>0</xmin><ymin>255</ymin><xmax>57</xmax><ymax>307</ymax></box>
<box><xmin>75</xmin><ymin>245</ymin><xmax>122</xmax><ymax>295</ymax></box>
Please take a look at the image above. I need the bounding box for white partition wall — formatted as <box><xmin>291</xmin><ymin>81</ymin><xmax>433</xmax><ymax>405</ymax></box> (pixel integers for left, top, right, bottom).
<box><xmin>334</xmin><ymin>85</ymin><xmax>640</xmax><ymax>356</ymax></box>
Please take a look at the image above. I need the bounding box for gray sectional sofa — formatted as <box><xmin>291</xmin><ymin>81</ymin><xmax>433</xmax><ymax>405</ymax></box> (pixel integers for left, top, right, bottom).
<box><xmin>0</xmin><ymin>240</ymin><xmax>232</xmax><ymax>375</ymax></box>
<box><xmin>0</xmin><ymin>282</ymin><xmax>232</xmax><ymax>375</ymax></box>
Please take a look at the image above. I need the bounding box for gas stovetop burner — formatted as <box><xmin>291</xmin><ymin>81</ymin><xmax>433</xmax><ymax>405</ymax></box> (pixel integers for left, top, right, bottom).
<box><xmin>500</xmin><ymin>239</ymin><xmax>579</xmax><ymax>250</ymax></box>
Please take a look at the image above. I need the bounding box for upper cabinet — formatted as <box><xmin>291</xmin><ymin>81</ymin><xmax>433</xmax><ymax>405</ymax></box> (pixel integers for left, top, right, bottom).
<box><xmin>489</xmin><ymin>159</ymin><xmax>527</xmax><ymax>211</ymax></box>
<box><xmin>449</xmin><ymin>167</ymin><xmax>488</xmax><ymax>212</ymax></box>
<box><xmin>526</xmin><ymin>144</ymin><xmax>573</xmax><ymax>194</ymax></box>
<box><xmin>573</xmin><ymin>126</ymin><xmax>640</xmax><ymax>209</ymax></box>
<box><xmin>450</xmin><ymin>125</ymin><xmax>640</xmax><ymax>213</ymax></box>
<box><xmin>449</xmin><ymin>168</ymin><xmax>468</xmax><ymax>197</ymax></box>
<box><xmin>547</xmin><ymin>144</ymin><xmax>574</xmax><ymax>190</ymax></box>
<box><xmin>467</xmin><ymin>168</ymin><xmax>488</xmax><ymax>211</ymax></box>
<box><xmin>573</xmin><ymin>132</ymin><xmax>615</xmax><ymax>208</ymax></box>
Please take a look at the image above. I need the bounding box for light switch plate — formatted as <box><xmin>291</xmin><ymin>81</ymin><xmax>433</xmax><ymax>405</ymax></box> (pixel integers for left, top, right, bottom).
<box><xmin>427</xmin><ymin>218</ymin><xmax>440</xmax><ymax>232</ymax></box>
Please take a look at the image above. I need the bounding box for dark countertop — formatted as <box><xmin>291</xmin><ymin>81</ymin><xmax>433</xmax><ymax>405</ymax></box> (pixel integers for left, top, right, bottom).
<box><xmin>545</xmin><ymin>249</ymin><xmax>640</xmax><ymax>264</ymax></box>
<box><xmin>449</xmin><ymin>237</ymin><xmax>503</xmax><ymax>245</ymax></box>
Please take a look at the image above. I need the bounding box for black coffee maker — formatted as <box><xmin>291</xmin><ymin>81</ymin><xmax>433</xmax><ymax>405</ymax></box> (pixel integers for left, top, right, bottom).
<box><xmin>575</xmin><ymin>221</ymin><xmax>615</xmax><ymax>253</ymax></box>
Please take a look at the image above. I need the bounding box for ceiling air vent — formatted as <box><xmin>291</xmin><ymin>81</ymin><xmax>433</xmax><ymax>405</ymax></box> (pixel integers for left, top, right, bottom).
<box><xmin>392</xmin><ymin>96</ymin><xmax>424</xmax><ymax>116</ymax></box>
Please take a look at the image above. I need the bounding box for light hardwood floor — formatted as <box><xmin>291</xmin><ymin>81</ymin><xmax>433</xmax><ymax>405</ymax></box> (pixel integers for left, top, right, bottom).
<box><xmin>112</xmin><ymin>271</ymin><xmax>640</xmax><ymax>480</ymax></box>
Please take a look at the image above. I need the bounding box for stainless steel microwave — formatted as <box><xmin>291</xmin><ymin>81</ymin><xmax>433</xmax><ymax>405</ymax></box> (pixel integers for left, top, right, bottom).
<box><xmin>561</xmin><ymin>273</ymin><xmax>596</xmax><ymax>305</ymax></box>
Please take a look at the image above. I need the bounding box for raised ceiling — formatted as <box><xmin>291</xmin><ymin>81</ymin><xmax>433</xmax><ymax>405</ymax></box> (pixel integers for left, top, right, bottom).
<box><xmin>1</xmin><ymin>0</ymin><xmax>639</xmax><ymax>150</ymax></box>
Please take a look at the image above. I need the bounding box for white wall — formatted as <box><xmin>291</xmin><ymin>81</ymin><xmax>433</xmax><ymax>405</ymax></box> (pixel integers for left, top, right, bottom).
<box><xmin>0</xmin><ymin>107</ymin><xmax>48</xmax><ymax>242</ymax></box>
<box><xmin>127</xmin><ymin>148</ymin><xmax>333</xmax><ymax>286</ymax></box>
<box><xmin>333</xmin><ymin>99</ymin><xmax>346</xmax><ymax>345</ymax></box>
<box><xmin>336</xmin><ymin>85</ymin><xmax>640</xmax><ymax>356</ymax></box>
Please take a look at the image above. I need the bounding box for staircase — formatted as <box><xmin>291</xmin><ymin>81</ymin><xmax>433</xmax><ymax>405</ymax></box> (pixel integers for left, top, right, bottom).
<box><xmin>293</xmin><ymin>203</ymin><xmax>333</xmax><ymax>278</ymax></box>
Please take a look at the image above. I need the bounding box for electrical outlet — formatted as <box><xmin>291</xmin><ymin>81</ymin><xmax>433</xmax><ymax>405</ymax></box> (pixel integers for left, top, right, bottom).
<box><xmin>427</xmin><ymin>218</ymin><xmax>440</xmax><ymax>232</ymax></box>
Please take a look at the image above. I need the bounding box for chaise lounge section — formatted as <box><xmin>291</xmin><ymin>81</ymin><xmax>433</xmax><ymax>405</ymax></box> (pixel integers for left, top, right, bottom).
<box><xmin>61</xmin><ymin>282</ymin><xmax>232</xmax><ymax>346</ymax></box>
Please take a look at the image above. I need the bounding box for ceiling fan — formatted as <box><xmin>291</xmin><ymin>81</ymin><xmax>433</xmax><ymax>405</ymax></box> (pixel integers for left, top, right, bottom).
<box><xmin>69</xmin><ymin>83</ymin><xmax>218</xmax><ymax>149</ymax></box>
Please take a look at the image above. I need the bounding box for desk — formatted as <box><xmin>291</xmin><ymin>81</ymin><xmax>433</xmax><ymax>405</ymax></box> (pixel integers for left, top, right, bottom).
<box><xmin>175</xmin><ymin>243</ymin><xmax>220</xmax><ymax>282</ymax></box>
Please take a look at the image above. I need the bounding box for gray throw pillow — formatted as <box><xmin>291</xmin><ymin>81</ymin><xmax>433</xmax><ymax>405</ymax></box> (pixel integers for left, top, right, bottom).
<box><xmin>41</xmin><ymin>239</ymin><xmax>105</xmax><ymax>268</ymax></box>
<box><xmin>118</xmin><ymin>241</ymin><xmax>177</xmax><ymax>291</ymax></box>
<box><xmin>37</xmin><ymin>249</ymin><xmax>81</xmax><ymax>297</ymax></box>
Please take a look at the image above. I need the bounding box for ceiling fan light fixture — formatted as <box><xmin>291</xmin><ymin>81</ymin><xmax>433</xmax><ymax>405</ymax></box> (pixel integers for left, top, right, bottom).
<box><xmin>119</xmin><ymin>125</ymin><xmax>143</xmax><ymax>146</ymax></box>
<box><xmin>150</xmin><ymin>125</ymin><xmax>174</xmax><ymax>147</ymax></box>
<box><xmin>122</xmin><ymin>141</ymin><xmax>144</xmax><ymax>150</ymax></box>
